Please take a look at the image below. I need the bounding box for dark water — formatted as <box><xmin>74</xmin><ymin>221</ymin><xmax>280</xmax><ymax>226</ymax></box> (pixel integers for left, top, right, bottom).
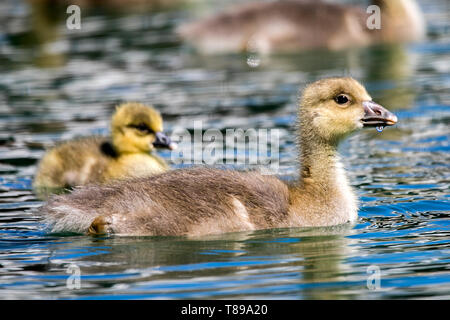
<box><xmin>0</xmin><ymin>0</ymin><xmax>449</xmax><ymax>299</ymax></box>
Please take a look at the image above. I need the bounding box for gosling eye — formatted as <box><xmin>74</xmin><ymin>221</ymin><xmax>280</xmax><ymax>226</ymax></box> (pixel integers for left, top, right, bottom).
<box><xmin>334</xmin><ymin>94</ymin><xmax>350</xmax><ymax>105</ymax></box>
<box><xmin>128</xmin><ymin>123</ymin><xmax>154</xmax><ymax>134</ymax></box>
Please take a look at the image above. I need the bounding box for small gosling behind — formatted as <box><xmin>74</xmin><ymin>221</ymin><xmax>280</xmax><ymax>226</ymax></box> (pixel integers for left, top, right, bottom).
<box><xmin>34</xmin><ymin>102</ymin><xmax>176</xmax><ymax>196</ymax></box>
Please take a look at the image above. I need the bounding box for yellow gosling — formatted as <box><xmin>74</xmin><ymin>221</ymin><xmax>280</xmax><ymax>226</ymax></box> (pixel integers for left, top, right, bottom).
<box><xmin>34</xmin><ymin>102</ymin><xmax>176</xmax><ymax>195</ymax></box>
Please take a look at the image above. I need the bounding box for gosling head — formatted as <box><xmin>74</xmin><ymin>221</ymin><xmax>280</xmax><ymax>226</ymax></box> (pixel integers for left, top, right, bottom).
<box><xmin>299</xmin><ymin>77</ymin><xmax>397</xmax><ymax>144</ymax></box>
<box><xmin>111</xmin><ymin>102</ymin><xmax>177</xmax><ymax>155</ymax></box>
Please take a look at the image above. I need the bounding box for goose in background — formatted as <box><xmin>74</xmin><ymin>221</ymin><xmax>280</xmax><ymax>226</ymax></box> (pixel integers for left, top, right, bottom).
<box><xmin>178</xmin><ymin>0</ymin><xmax>426</xmax><ymax>54</ymax></box>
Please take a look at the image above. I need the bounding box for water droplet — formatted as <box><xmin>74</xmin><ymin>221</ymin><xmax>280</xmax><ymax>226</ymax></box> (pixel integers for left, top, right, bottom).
<box><xmin>246</xmin><ymin>37</ymin><xmax>261</xmax><ymax>68</ymax></box>
<box><xmin>246</xmin><ymin>54</ymin><xmax>260</xmax><ymax>68</ymax></box>
<box><xmin>376</xmin><ymin>126</ymin><xmax>384</xmax><ymax>132</ymax></box>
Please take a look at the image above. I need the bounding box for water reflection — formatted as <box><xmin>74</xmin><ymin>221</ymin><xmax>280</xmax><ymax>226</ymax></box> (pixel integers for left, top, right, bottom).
<box><xmin>27</xmin><ymin>1</ymin><xmax>66</xmax><ymax>68</ymax></box>
<box><xmin>25</xmin><ymin>225</ymin><xmax>358</xmax><ymax>299</ymax></box>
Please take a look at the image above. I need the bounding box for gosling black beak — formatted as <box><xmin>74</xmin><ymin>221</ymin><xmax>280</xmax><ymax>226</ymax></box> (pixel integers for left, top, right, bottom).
<box><xmin>362</xmin><ymin>101</ymin><xmax>398</xmax><ymax>127</ymax></box>
<box><xmin>153</xmin><ymin>132</ymin><xmax>177</xmax><ymax>150</ymax></box>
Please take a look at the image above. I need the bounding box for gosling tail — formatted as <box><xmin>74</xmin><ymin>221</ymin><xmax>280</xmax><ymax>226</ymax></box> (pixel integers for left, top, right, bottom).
<box><xmin>41</xmin><ymin>186</ymin><xmax>108</xmax><ymax>234</ymax></box>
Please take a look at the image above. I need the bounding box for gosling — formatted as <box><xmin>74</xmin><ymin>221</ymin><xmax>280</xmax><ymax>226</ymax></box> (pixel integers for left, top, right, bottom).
<box><xmin>34</xmin><ymin>102</ymin><xmax>176</xmax><ymax>195</ymax></box>
<box><xmin>42</xmin><ymin>77</ymin><xmax>397</xmax><ymax>236</ymax></box>
<box><xmin>178</xmin><ymin>0</ymin><xmax>426</xmax><ymax>54</ymax></box>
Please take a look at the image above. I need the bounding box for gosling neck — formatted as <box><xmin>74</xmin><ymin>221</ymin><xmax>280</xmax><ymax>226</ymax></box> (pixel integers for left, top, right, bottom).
<box><xmin>296</xmin><ymin>127</ymin><xmax>343</xmax><ymax>191</ymax></box>
<box><xmin>288</xmin><ymin>123</ymin><xmax>358</xmax><ymax>226</ymax></box>
<box><xmin>111</xmin><ymin>132</ymin><xmax>151</xmax><ymax>156</ymax></box>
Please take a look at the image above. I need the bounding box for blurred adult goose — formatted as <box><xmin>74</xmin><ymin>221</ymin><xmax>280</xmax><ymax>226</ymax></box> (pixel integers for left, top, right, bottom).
<box><xmin>34</xmin><ymin>102</ymin><xmax>176</xmax><ymax>194</ymax></box>
<box><xmin>178</xmin><ymin>0</ymin><xmax>426</xmax><ymax>54</ymax></box>
<box><xmin>43</xmin><ymin>77</ymin><xmax>397</xmax><ymax>236</ymax></box>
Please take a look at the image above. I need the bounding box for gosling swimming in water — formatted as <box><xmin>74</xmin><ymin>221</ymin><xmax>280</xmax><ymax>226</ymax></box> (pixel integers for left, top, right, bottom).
<box><xmin>42</xmin><ymin>77</ymin><xmax>397</xmax><ymax>236</ymax></box>
<box><xmin>178</xmin><ymin>0</ymin><xmax>426</xmax><ymax>54</ymax></box>
<box><xmin>34</xmin><ymin>102</ymin><xmax>176</xmax><ymax>196</ymax></box>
